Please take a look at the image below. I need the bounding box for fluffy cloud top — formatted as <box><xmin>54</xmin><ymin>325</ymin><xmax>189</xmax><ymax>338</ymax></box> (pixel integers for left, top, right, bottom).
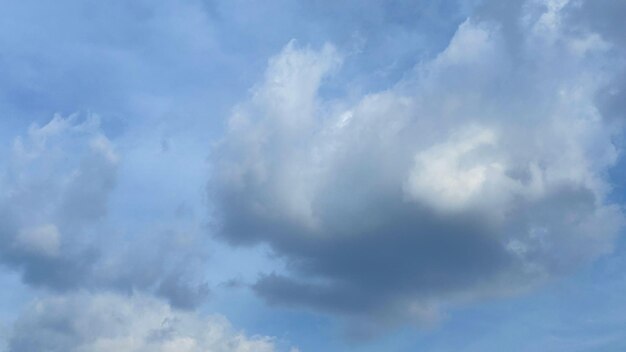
<box><xmin>213</xmin><ymin>0</ymin><xmax>624</xmax><ymax>331</ymax></box>
<box><xmin>6</xmin><ymin>293</ymin><xmax>278</xmax><ymax>352</ymax></box>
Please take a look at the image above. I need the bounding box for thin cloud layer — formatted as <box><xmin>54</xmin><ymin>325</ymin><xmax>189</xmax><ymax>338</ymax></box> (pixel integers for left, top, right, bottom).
<box><xmin>6</xmin><ymin>292</ymin><xmax>278</xmax><ymax>352</ymax></box>
<box><xmin>213</xmin><ymin>0</ymin><xmax>624</xmax><ymax>331</ymax></box>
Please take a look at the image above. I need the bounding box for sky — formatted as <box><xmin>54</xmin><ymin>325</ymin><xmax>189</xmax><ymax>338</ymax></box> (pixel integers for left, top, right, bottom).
<box><xmin>0</xmin><ymin>0</ymin><xmax>625</xmax><ymax>351</ymax></box>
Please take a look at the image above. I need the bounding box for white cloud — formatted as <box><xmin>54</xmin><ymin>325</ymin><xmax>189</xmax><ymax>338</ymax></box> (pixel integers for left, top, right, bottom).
<box><xmin>6</xmin><ymin>293</ymin><xmax>279</xmax><ymax>352</ymax></box>
<box><xmin>213</xmin><ymin>0</ymin><xmax>625</xmax><ymax>329</ymax></box>
<box><xmin>404</xmin><ymin>126</ymin><xmax>504</xmax><ymax>212</ymax></box>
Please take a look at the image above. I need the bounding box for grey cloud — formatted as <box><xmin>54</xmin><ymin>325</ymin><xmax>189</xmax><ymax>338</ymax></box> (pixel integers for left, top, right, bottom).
<box><xmin>156</xmin><ymin>273</ymin><xmax>211</xmax><ymax>310</ymax></box>
<box><xmin>596</xmin><ymin>73</ymin><xmax>626</xmax><ymax>123</ymax></box>
<box><xmin>563</xmin><ymin>0</ymin><xmax>626</xmax><ymax>48</ymax></box>
<box><xmin>252</xmin><ymin>205</ymin><xmax>515</xmax><ymax>313</ymax></box>
<box><xmin>212</xmin><ymin>0</ymin><xmax>625</xmax><ymax>332</ymax></box>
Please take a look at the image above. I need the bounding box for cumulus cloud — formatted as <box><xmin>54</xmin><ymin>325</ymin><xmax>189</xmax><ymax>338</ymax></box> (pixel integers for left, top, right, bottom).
<box><xmin>212</xmin><ymin>0</ymin><xmax>625</xmax><ymax>332</ymax></box>
<box><xmin>6</xmin><ymin>292</ymin><xmax>278</xmax><ymax>352</ymax></box>
<box><xmin>0</xmin><ymin>114</ymin><xmax>116</xmax><ymax>289</ymax></box>
<box><xmin>0</xmin><ymin>114</ymin><xmax>208</xmax><ymax>308</ymax></box>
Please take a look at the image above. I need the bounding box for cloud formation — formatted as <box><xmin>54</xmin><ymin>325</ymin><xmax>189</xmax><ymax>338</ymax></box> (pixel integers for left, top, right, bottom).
<box><xmin>213</xmin><ymin>0</ymin><xmax>625</xmax><ymax>331</ymax></box>
<box><xmin>6</xmin><ymin>292</ymin><xmax>278</xmax><ymax>352</ymax></box>
<box><xmin>0</xmin><ymin>0</ymin><xmax>625</xmax><ymax>350</ymax></box>
<box><xmin>0</xmin><ymin>115</ymin><xmax>209</xmax><ymax>309</ymax></box>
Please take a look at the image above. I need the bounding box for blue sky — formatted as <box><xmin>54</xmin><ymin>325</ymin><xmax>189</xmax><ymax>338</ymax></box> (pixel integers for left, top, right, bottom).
<box><xmin>1</xmin><ymin>0</ymin><xmax>626</xmax><ymax>351</ymax></box>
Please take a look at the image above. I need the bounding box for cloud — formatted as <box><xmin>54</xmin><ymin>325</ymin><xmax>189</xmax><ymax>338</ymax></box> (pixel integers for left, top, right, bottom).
<box><xmin>5</xmin><ymin>292</ymin><xmax>279</xmax><ymax>352</ymax></box>
<box><xmin>0</xmin><ymin>114</ymin><xmax>116</xmax><ymax>290</ymax></box>
<box><xmin>212</xmin><ymin>0</ymin><xmax>625</xmax><ymax>332</ymax></box>
<box><xmin>0</xmin><ymin>114</ymin><xmax>209</xmax><ymax>309</ymax></box>
<box><xmin>14</xmin><ymin>224</ymin><xmax>61</xmax><ymax>258</ymax></box>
